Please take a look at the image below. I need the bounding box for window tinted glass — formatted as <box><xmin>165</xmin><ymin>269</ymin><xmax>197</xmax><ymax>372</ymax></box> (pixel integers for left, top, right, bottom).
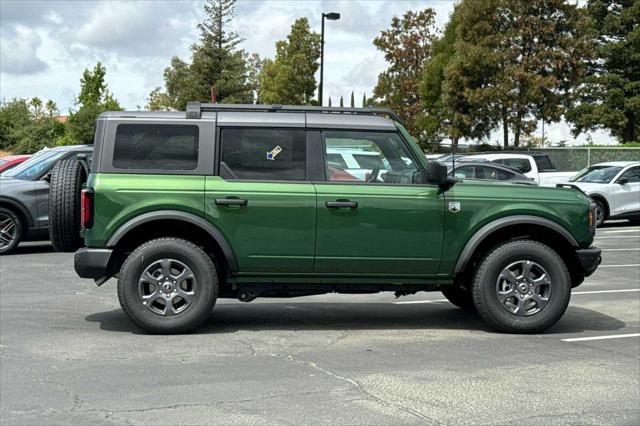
<box><xmin>534</xmin><ymin>155</ymin><xmax>555</xmax><ymax>171</ymax></box>
<box><xmin>619</xmin><ymin>166</ymin><xmax>640</xmax><ymax>183</ymax></box>
<box><xmin>113</xmin><ymin>124</ymin><xmax>199</xmax><ymax>170</ymax></box>
<box><xmin>220</xmin><ymin>128</ymin><xmax>306</xmax><ymax>181</ymax></box>
<box><xmin>324</xmin><ymin>131</ymin><xmax>419</xmax><ymax>184</ymax></box>
<box><xmin>3</xmin><ymin>149</ymin><xmax>67</xmax><ymax>180</ymax></box>
<box><xmin>570</xmin><ymin>165</ymin><xmax>622</xmax><ymax>183</ymax></box>
<box><xmin>500</xmin><ymin>158</ymin><xmax>531</xmax><ymax>173</ymax></box>
<box><xmin>454</xmin><ymin>166</ymin><xmax>475</xmax><ymax>179</ymax></box>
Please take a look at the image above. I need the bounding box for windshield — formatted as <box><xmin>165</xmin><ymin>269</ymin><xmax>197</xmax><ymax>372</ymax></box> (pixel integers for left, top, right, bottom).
<box><xmin>2</xmin><ymin>149</ymin><xmax>67</xmax><ymax>180</ymax></box>
<box><xmin>569</xmin><ymin>165</ymin><xmax>622</xmax><ymax>183</ymax></box>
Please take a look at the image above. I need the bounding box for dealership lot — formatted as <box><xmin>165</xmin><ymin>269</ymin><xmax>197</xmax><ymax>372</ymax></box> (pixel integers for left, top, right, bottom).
<box><xmin>1</xmin><ymin>223</ymin><xmax>638</xmax><ymax>425</ymax></box>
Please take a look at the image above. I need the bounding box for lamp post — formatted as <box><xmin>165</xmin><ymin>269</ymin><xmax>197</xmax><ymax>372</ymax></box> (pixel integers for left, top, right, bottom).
<box><xmin>319</xmin><ymin>12</ymin><xmax>340</xmax><ymax>106</ymax></box>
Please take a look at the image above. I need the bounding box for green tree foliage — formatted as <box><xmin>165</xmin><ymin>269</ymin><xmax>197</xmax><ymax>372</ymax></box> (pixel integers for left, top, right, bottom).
<box><xmin>62</xmin><ymin>62</ymin><xmax>122</xmax><ymax>145</ymax></box>
<box><xmin>150</xmin><ymin>0</ymin><xmax>252</xmax><ymax>110</ymax></box>
<box><xmin>441</xmin><ymin>0</ymin><xmax>590</xmax><ymax>147</ymax></box>
<box><xmin>568</xmin><ymin>0</ymin><xmax>639</xmax><ymax>143</ymax></box>
<box><xmin>0</xmin><ymin>98</ymin><xmax>64</xmax><ymax>154</ymax></box>
<box><xmin>350</xmin><ymin>91</ymin><xmax>355</xmax><ymax>108</ymax></box>
<box><xmin>372</xmin><ymin>9</ymin><xmax>438</xmax><ymax>145</ymax></box>
<box><xmin>258</xmin><ymin>17</ymin><xmax>321</xmax><ymax>105</ymax></box>
<box><xmin>339</xmin><ymin>96</ymin><xmax>344</xmax><ymax>107</ymax></box>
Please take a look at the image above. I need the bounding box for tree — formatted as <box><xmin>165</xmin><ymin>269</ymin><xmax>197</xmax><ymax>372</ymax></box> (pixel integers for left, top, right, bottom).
<box><xmin>350</xmin><ymin>91</ymin><xmax>355</xmax><ymax>108</ymax></box>
<box><xmin>371</xmin><ymin>9</ymin><xmax>438</xmax><ymax>144</ymax></box>
<box><xmin>568</xmin><ymin>0</ymin><xmax>639</xmax><ymax>143</ymax></box>
<box><xmin>328</xmin><ymin>97</ymin><xmax>332</xmax><ymax>107</ymax></box>
<box><xmin>62</xmin><ymin>62</ymin><xmax>122</xmax><ymax>145</ymax></box>
<box><xmin>152</xmin><ymin>0</ymin><xmax>253</xmax><ymax>110</ymax></box>
<box><xmin>339</xmin><ymin>96</ymin><xmax>344</xmax><ymax>107</ymax></box>
<box><xmin>146</xmin><ymin>87</ymin><xmax>174</xmax><ymax>111</ymax></box>
<box><xmin>443</xmin><ymin>0</ymin><xmax>591</xmax><ymax>147</ymax></box>
<box><xmin>0</xmin><ymin>98</ymin><xmax>64</xmax><ymax>154</ymax></box>
<box><xmin>362</xmin><ymin>93</ymin><xmax>367</xmax><ymax>107</ymax></box>
<box><xmin>258</xmin><ymin>17</ymin><xmax>321</xmax><ymax>104</ymax></box>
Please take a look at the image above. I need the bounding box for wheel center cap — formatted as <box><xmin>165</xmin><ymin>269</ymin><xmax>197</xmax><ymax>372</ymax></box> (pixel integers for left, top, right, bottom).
<box><xmin>163</xmin><ymin>282</ymin><xmax>173</xmax><ymax>292</ymax></box>
<box><xmin>518</xmin><ymin>283</ymin><xmax>528</xmax><ymax>293</ymax></box>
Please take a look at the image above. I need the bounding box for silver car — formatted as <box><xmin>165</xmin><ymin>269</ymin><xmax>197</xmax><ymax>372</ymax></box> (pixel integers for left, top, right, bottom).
<box><xmin>0</xmin><ymin>145</ymin><xmax>91</xmax><ymax>254</ymax></box>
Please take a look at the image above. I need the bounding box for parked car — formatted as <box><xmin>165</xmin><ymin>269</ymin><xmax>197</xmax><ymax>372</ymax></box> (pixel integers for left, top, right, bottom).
<box><xmin>557</xmin><ymin>161</ymin><xmax>640</xmax><ymax>226</ymax></box>
<box><xmin>62</xmin><ymin>103</ymin><xmax>600</xmax><ymax>334</ymax></box>
<box><xmin>0</xmin><ymin>145</ymin><xmax>91</xmax><ymax>254</ymax></box>
<box><xmin>465</xmin><ymin>153</ymin><xmax>574</xmax><ymax>187</ymax></box>
<box><xmin>0</xmin><ymin>155</ymin><xmax>30</xmax><ymax>174</ymax></box>
<box><xmin>449</xmin><ymin>162</ymin><xmax>537</xmax><ymax>185</ymax></box>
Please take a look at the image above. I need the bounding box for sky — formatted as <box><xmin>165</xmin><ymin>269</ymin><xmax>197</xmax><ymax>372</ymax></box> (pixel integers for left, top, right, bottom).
<box><xmin>0</xmin><ymin>0</ymin><xmax>614</xmax><ymax>145</ymax></box>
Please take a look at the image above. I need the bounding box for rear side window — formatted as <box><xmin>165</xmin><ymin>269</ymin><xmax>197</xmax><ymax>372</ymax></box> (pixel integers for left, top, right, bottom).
<box><xmin>220</xmin><ymin>128</ymin><xmax>306</xmax><ymax>181</ymax></box>
<box><xmin>498</xmin><ymin>158</ymin><xmax>531</xmax><ymax>173</ymax></box>
<box><xmin>534</xmin><ymin>155</ymin><xmax>555</xmax><ymax>171</ymax></box>
<box><xmin>113</xmin><ymin>124</ymin><xmax>199</xmax><ymax>170</ymax></box>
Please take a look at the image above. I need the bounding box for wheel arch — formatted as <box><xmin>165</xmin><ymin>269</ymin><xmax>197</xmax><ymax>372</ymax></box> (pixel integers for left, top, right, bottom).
<box><xmin>0</xmin><ymin>197</ymin><xmax>33</xmax><ymax>229</ymax></box>
<box><xmin>454</xmin><ymin>215</ymin><xmax>584</xmax><ymax>287</ymax></box>
<box><xmin>107</xmin><ymin>210</ymin><xmax>239</xmax><ymax>274</ymax></box>
<box><xmin>589</xmin><ymin>193</ymin><xmax>610</xmax><ymax>218</ymax></box>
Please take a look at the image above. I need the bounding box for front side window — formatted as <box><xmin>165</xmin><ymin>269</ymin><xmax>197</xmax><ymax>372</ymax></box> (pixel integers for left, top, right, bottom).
<box><xmin>477</xmin><ymin>166</ymin><xmax>512</xmax><ymax>180</ymax></box>
<box><xmin>323</xmin><ymin>131</ymin><xmax>420</xmax><ymax>184</ymax></box>
<box><xmin>497</xmin><ymin>158</ymin><xmax>531</xmax><ymax>174</ymax></box>
<box><xmin>220</xmin><ymin>128</ymin><xmax>306</xmax><ymax>181</ymax></box>
<box><xmin>113</xmin><ymin>124</ymin><xmax>199</xmax><ymax>170</ymax></box>
<box><xmin>454</xmin><ymin>166</ymin><xmax>476</xmax><ymax>179</ymax></box>
<box><xmin>618</xmin><ymin>166</ymin><xmax>640</xmax><ymax>183</ymax></box>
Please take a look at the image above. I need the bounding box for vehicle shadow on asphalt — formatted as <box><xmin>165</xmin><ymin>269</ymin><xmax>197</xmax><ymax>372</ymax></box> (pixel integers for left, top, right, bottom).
<box><xmin>6</xmin><ymin>243</ymin><xmax>54</xmax><ymax>255</ymax></box>
<box><xmin>84</xmin><ymin>303</ymin><xmax>626</xmax><ymax>336</ymax></box>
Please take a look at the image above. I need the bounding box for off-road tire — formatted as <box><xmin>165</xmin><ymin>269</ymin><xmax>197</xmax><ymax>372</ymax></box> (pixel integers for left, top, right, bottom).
<box><xmin>472</xmin><ymin>240</ymin><xmax>571</xmax><ymax>333</ymax></box>
<box><xmin>118</xmin><ymin>238</ymin><xmax>218</xmax><ymax>334</ymax></box>
<box><xmin>441</xmin><ymin>285</ymin><xmax>475</xmax><ymax>311</ymax></box>
<box><xmin>49</xmin><ymin>159</ymin><xmax>86</xmax><ymax>252</ymax></box>
<box><xmin>0</xmin><ymin>207</ymin><xmax>23</xmax><ymax>255</ymax></box>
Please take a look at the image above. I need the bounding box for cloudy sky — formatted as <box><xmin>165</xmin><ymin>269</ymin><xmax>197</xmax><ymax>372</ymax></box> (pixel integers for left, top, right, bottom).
<box><xmin>0</xmin><ymin>0</ymin><xmax>612</xmax><ymax>145</ymax></box>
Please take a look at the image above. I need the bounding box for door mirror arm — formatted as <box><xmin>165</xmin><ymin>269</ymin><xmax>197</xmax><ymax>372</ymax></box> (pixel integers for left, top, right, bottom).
<box><xmin>42</xmin><ymin>173</ymin><xmax>51</xmax><ymax>183</ymax></box>
<box><xmin>616</xmin><ymin>177</ymin><xmax>629</xmax><ymax>185</ymax></box>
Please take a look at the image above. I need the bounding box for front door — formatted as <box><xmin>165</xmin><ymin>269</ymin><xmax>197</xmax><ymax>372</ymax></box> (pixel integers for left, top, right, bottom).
<box><xmin>205</xmin><ymin>127</ymin><xmax>316</xmax><ymax>273</ymax></box>
<box><xmin>314</xmin><ymin>130</ymin><xmax>444</xmax><ymax>275</ymax></box>
<box><xmin>614</xmin><ymin>166</ymin><xmax>640</xmax><ymax>214</ymax></box>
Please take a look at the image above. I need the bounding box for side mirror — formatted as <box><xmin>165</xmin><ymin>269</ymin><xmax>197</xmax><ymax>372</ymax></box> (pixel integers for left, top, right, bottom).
<box><xmin>42</xmin><ymin>173</ymin><xmax>51</xmax><ymax>183</ymax></box>
<box><xmin>426</xmin><ymin>161</ymin><xmax>450</xmax><ymax>186</ymax></box>
<box><xmin>617</xmin><ymin>177</ymin><xmax>629</xmax><ymax>185</ymax></box>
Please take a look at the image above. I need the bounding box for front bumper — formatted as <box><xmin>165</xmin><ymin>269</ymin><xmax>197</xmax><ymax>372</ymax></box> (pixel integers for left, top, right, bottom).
<box><xmin>74</xmin><ymin>248</ymin><xmax>113</xmax><ymax>284</ymax></box>
<box><xmin>576</xmin><ymin>246</ymin><xmax>601</xmax><ymax>276</ymax></box>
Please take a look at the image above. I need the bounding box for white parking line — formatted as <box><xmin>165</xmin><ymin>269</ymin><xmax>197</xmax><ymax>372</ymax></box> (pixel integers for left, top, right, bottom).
<box><xmin>597</xmin><ymin>228</ymin><xmax>640</xmax><ymax>234</ymax></box>
<box><xmin>561</xmin><ymin>333</ymin><xmax>640</xmax><ymax>342</ymax></box>
<box><xmin>598</xmin><ymin>264</ymin><xmax>640</xmax><ymax>268</ymax></box>
<box><xmin>573</xmin><ymin>289</ymin><xmax>640</xmax><ymax>295</ymax></box>
<box><xmin>601</xmin><ymin>248</ymin><xmax>640</xmax><ymax>251</ymax></box>
<box><xmin>595</xmin><ymin>236</ymin><xmax>640</xmax><ymax>239</ymax></box>
<box><xmin>393</xmin><ymin>299</ymin><xmax>448</xmax><ymax>304</ymax></box>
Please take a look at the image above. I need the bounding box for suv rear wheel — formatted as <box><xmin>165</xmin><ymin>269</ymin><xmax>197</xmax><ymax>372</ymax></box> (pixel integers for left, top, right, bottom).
<box><xmin>117</xmin><ymin>238</ymin><xmax>218</xmax><ymax>334</ymax></box>
<box><xmin>472</xmin><ymin>240</ymin><xmax>571</xmax><ymax>333</ymax></box>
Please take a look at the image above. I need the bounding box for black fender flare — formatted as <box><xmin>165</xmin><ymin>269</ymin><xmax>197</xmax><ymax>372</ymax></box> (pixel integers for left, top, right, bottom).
<box><xmin>0</xmin><ymin>196</ymin><xmax>34</xmax><ymax>228</ymax></box>
<box><xmin>106</xmin><ymin>210</ymin><xmax>239</xmax><ymax>271</ymax></box>
<box><xmin>454</xmin><ymin>215</ymin><xmax>579</xmax><ymax>274</ymax></box>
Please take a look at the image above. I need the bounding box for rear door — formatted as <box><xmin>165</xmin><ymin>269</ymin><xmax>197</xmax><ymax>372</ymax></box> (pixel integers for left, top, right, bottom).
<box><xmin>313</xmin><ymin>130</ymin><xmax>444</xmax><ymax>275</ymax></box>
<box><xmin>205</xmin><ymin>126</ymin><xmax>316</xmax><ymax>273</ymax></box>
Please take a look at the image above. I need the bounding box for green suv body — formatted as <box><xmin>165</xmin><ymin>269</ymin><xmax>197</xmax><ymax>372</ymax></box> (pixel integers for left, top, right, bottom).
<box><xmin>74</xmin><ymin>103</ymin><xmax>601</xmax><ymax>333</ymax></box>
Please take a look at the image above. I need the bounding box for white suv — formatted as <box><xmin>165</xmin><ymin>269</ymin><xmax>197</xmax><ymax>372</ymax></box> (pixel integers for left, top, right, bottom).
<box><xmin>558</xmin><ymin>161</ymin><xmax>640</xmax><ymax>226</ymax></box>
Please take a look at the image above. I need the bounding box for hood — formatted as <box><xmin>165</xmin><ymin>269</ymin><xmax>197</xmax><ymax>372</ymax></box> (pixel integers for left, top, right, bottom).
<box><xmin>557</xmin><ymin>181</ymin><xmax>609</xmax><ymax>193</ymax></box>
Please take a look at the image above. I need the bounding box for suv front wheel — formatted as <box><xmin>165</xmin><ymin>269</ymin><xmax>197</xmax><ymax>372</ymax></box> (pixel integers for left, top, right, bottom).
<box><xmin>117</xmin><ymin>238</ymin><xmax>218</xmax><ymax>333</ymax></box>
<box><xmin>472</xmin><ymin>240</ymin><xmax>571</xmax><ymax>333</ymax></box>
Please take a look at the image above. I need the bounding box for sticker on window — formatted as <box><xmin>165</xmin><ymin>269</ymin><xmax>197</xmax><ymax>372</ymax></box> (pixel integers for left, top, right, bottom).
<box><xmin>266</xmin><ymin>145</ymin><xmax>283</xmax><ymax>161</ymax></box>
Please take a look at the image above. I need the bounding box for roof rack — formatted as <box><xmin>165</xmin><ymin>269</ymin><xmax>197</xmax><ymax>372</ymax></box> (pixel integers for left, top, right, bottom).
<box><xmin>185</xmin><ymin>101</ymin><xmax>403</xmax><ymax>124</ymax></box>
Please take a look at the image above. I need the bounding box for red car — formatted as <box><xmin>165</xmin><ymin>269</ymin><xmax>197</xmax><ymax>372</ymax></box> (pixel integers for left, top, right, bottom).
<box><xmin>0</xmin><ymin>155</ymin><xmax>30</xmax><ymax>173</ymax></box>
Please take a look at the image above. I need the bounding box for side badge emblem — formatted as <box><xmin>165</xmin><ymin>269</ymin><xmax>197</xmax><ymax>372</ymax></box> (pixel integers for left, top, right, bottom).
<box><xmin>449</xmin><ymin>202</ymin><xmax>461</xmax><ymax>213</ymax></box>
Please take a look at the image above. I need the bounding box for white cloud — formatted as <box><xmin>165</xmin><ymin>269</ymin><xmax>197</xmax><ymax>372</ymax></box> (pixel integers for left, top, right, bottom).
<box><xmin>0</xmin><ymin>26</ymin><xmax>48</xmax><ymax>75</ymax></box>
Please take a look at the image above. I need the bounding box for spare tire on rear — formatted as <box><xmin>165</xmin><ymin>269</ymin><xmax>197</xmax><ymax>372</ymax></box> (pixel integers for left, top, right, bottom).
<box><xmin>49</xmin><ymin>158</ymin><xmax>86</xmax><ymax>252</ymax></box>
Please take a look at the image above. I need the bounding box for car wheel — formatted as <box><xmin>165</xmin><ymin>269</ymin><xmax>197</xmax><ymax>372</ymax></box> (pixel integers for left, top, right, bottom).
<box><xmin>49</xmin><ymin>159</ymin><xmax>86</xmax><ymax>252</ymax></box>
<box><xmin>593</xmin><ymin>200</ymin><xmax>606</xmax><ymax>227</ymax></box>
<box><xmin>117</xmin><ymin>238</ymin><xmax>218</xmax><ymax>334</ymax></box>
<box><xmin>0</xmin><ymin>207</ymin><xmax>23</xmax><ymax>255</ymax></box>
<box><xmin>472</xmin><ymin>240</ymin><xmax>571</xmax><ymax>333</ymax></box>
<box><xmin>441</xmin><ymin>285</ymin><xmax>475</xmax><ymax>311</ymax></box>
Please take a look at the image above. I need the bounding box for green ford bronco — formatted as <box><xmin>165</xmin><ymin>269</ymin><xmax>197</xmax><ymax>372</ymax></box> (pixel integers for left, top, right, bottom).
<box><xmin>66</xmin><ymin>103</ymin><xmax>601</xmax><ymax>334</ymax></box>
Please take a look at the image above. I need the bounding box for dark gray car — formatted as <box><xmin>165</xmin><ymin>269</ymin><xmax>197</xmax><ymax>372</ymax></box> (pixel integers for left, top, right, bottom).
<box><xmin>448</xmin><ymin>161</ymin><xmax>537</xmax><ymax>185</ymax></box>
<box><xmin>0</xmin><ymin>145</ymin><xmax>91</xmax><ymax>254</ymax></box>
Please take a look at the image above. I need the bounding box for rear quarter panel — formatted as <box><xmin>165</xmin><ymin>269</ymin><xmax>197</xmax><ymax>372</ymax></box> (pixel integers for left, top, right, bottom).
<box><xmin>439</xmin><ymin>181</ymin><xmax>593</xmax><ymax>277</ymax></box>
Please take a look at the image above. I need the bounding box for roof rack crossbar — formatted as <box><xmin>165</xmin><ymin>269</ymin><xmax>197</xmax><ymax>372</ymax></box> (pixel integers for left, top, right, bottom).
<box><xmin>185</xmin><ymin>101</ymin><xmax>403</xmax><ymax>124</ymax></box>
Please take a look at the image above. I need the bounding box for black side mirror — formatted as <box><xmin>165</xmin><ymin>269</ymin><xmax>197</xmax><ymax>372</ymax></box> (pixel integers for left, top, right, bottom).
<box><xmin>427</xmin><ymin>161</ymin><xmax>450</xmax><ymax>186</ymax></box>
<box><xmin>42</xmin><ymin>173</ymin><xmax>51</xmax><ymax>183</ymax></box>
<box><xmin>617</xmin><ymin>177</ymin><xmax>629</xmax><ymax>185</ymax></box>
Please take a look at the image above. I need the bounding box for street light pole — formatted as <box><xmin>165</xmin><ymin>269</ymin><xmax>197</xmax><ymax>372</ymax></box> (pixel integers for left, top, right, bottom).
<box><xmin>319</xmin><ymin>12</ymin><xmax>340</xmax><ymax>106</ymax></box>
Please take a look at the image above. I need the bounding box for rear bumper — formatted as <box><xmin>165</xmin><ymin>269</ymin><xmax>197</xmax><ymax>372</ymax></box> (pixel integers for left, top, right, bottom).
<box><xmin>74</xmin><ymin>248</ymin><xmax>113</xmax><ymax>284</ymax></box>
<box><xmin>576</xmin><ymin>247</ymin><xmax>601</xmax><ymax>277</ymax></box>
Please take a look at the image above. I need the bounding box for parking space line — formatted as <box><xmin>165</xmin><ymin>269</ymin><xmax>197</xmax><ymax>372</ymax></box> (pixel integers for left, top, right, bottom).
<box><xmin>393</xmin><ymin>299</ymin><xmax>448</xmax><ymax>304</ymax></box>
<box><xmin>598</xmin><ymin>264</ymin><xmax>640</xmax><ymax>268</ymax></box>
<box><xmin>573</xmin><ymin>289</ymin><xmax>639</xmax><ymax>295</ymax></box>
<box><xmin>601</xmin><ymin>248</ymin><xmax>640</xmax><ymax>251</ymax></box>
<box><xmin>595</xmin><ymin>236</ymin><xmax>640</xmax><ymax>239</ymax></box>
<box><xmin>561</xmin><ymin>333</ymin><xmax>640</xmax><ymax>342</ymax></box>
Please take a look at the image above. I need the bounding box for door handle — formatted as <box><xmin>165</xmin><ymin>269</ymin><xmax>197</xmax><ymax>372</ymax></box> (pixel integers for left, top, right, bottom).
<box><xmin>325</xmin><ymin>200</ymin><xmax>358</xmax><ymax>209</ymax></box>
<box><xmin>215</xmin><ymin>198</ymin><xmax>248</xmax><ymax>206</ymax></box>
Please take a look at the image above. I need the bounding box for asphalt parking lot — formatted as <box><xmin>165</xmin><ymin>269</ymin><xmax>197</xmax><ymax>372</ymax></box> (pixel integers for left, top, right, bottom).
<box><xmin>1</xmin><ymin>222</ymin><xmax>638</xmax><ymax>425</ymax></box>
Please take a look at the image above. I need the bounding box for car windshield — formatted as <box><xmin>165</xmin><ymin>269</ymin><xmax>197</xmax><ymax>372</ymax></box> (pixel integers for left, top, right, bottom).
<box><xmin>2</xmin><ymin>149</ymin><xmax>66</xmax><ymax>180</ymax></box>
<box><xmin>569</xmin><ymin>165</ymin><xmax>622</xmax><ymax>183</ymax></box>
